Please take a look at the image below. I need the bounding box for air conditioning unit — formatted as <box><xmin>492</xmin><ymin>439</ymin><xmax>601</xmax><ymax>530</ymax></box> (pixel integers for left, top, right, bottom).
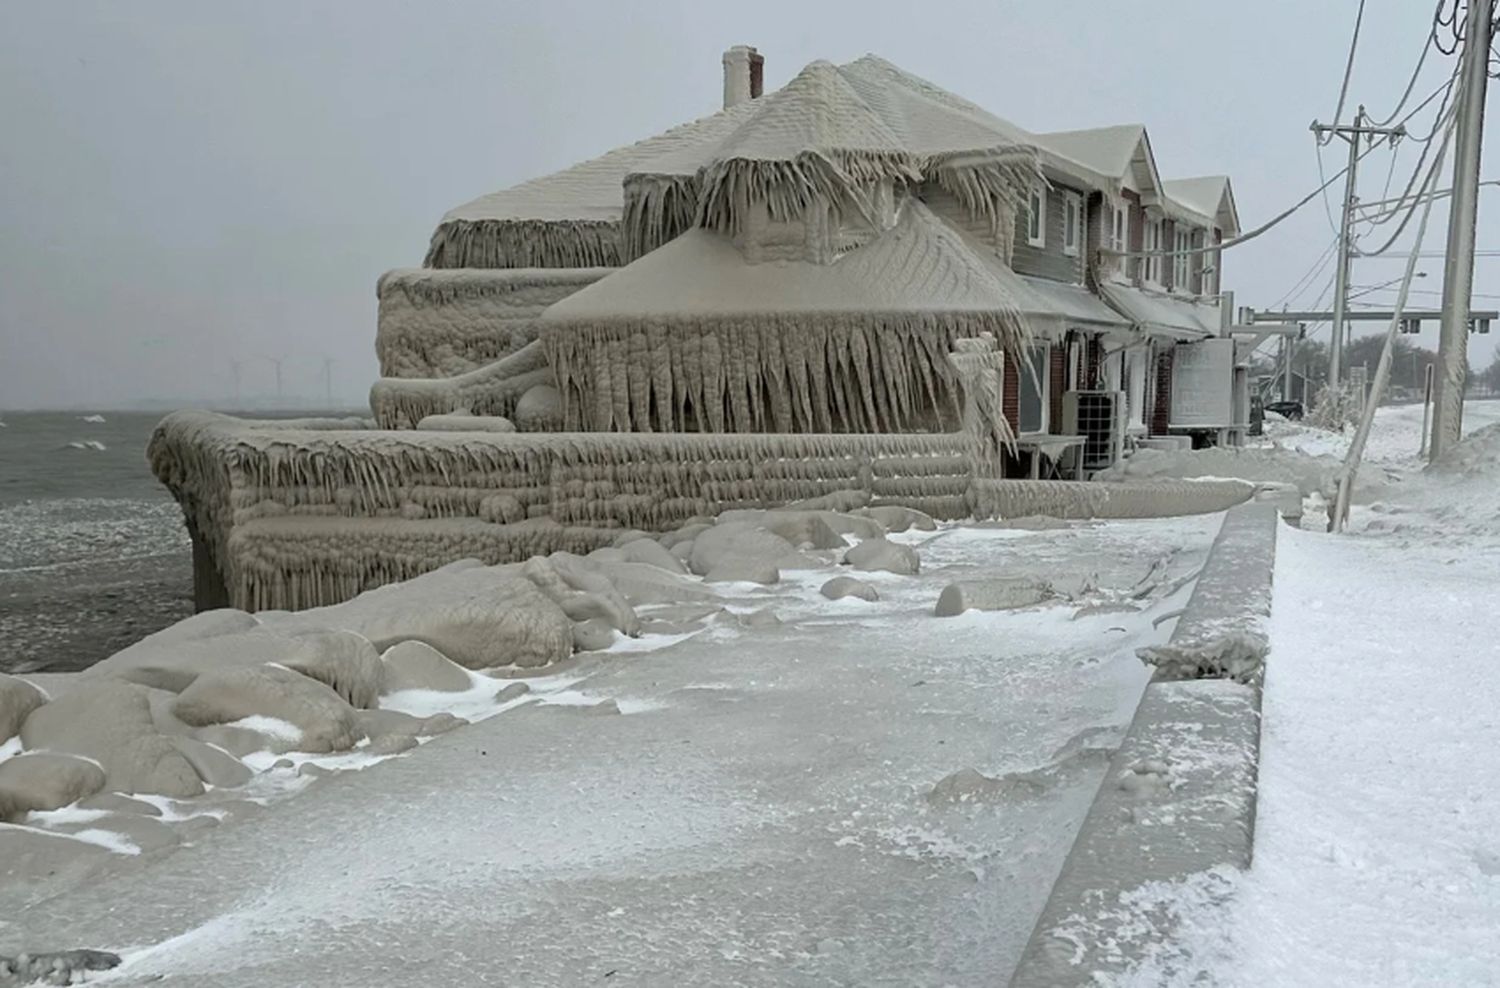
<box><xmin>1062</xmin><ymin>390</ymin><xmax>1127</xmax><ymax>472</ymax></box>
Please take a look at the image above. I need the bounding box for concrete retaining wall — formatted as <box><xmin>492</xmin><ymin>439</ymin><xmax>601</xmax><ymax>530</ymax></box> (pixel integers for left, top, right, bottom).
<box><xmin>1008</xmin><ymin>502</ymin><xmax>1278</xmax><ymax>986</ymax></box>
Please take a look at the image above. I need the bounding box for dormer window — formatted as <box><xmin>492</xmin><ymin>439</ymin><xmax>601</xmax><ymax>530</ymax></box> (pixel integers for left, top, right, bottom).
<box><xmin>1142</xmin><ymin>217</ymin><xmax>1163</xmax><ymax>286</ymax></box>
<box><xmin>1027</xmin><ymin>186</ymin><xmax>1046</xmax><ymax>247</ymax></box>
<box><xmin>1173</xmin><ymin>227</ymin><xmax>1193</xmax><ymax>291</ymax></box>
<box><xmin>1063</xmin><ymin>192</ymin><xmax>1081</xmax><ymax>256</ymax></box>
<box><xmin>1112</xmin><ymin>202</ymin><xmax>1129</xmax><ymax>253</ymax></box>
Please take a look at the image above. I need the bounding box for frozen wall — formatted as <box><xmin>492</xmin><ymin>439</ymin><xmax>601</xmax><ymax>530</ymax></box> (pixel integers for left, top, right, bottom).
<box><xmin>375</xmin><ymin>268</ymin><xmax>610</xmax><ymax>378</ymax></box>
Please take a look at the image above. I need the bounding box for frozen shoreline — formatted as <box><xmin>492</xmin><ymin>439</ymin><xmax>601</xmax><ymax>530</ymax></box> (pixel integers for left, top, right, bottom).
<box><xmin>0</xmin><ymin>512</ymin><xmax>1221</xmax><ymax>986</ymax></box>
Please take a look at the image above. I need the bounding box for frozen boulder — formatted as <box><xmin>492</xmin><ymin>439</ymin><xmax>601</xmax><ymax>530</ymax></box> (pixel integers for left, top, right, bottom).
<box><xmin>0</xmin><ymin>753</ymin><xmax>107</xmax><ymax>822</ymax></box>
<box><xmin>86</xmin><ymin>629</ymin><xmax>315</xmax><ymax>694</ymax></box>
<box><xmin>193</xmin><ymin>723</ymin><xmax>297</xmax><ymax>758</ymax></box>
<box><xmin>689</xmin><ymin>522</ymin><xmax>814</xmax><ymax>577</ymax></box>
<box><xmin>587</xmin><ymin>560</ymin><xmax>718</xmax><ymax>607</ymax></box>
<box><xmin>0</xmin><ymin>674</ymin><xmax>47</xmax><ymax>742</ymax></box>
<box><xmin>820</xmin><ymin>576</ymin><xmax>880</xmax><ymax>602</ymax></box>
<box><xmin>618</xmin><ymin>537</ymin><xmax>688</xmax><ymax>574</ymax></box>
<box><xmin>282</xmin><ymin>630</ymin><xmax>385</xmax><ymax>708</ymax></box>
<box><xmin>20</xmin><ymin>682</ymin><xmax>203</xmax><ymax>797</ymax></box>
<box><xmin>659</xmin><ymin>523</ymin><xmax>710</xmax><ymax>550</ymax></box>
<box><xmin>572</xmin><ymin>618</ymin><xmax>616</xmax><ymax>652</ymax></box>
<box><xmin>843</xmin><ymin>537</ymin><xmax>919</xmax><ymax>576</ymax></box>
<box><xmin>856</xmin><ymin>505</ymin><xmax>937</xmax><ymax>533</ymax></box>
<box><xmin>169</xmin><ymin>736</ymin><xmax>252</xmax><ymax>789</ymax></box>
<box><xmin>380</xmin><ymin>641</ymin><xmax>473</xmax><ymax>693</ymax></box>
<box><xmin>173</xmin><ymin>665</ymin><xmax>360</xmax><ymax>754</ymax></box>
<box><xmin>609</xmin><ymin>529</ymin><xmax>655</xmax><ymax>548</ymax></box>
<box><xmin>934</xmin><ymin>577</ymin><xmax>1054</xmax><ymax>616</ymax></box>
<box><xmin>717</xmin><ymin>510</ymin><xmax>846</xmax><ymax>550</ymax></box>
<box><xmin>704</xmin><ymin>559</ymin><xmax>780</xmax><ymax>585</ymax></box>
<box><xmin>314</xmin><ymin>569</ymin><xmax>574</xmax><ymax>670</ymax></box>
<box><xmin>523</xmin><ymin>556</ymin><xmax>640</xmax><ymax>637</ymax></box>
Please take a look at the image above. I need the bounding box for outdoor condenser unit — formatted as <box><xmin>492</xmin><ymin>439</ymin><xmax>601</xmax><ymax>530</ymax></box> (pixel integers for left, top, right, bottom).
<box><xmin>1062</xmin><ymin>390</ymin><xmax>1127</xmax><ymax>472</ymax></box>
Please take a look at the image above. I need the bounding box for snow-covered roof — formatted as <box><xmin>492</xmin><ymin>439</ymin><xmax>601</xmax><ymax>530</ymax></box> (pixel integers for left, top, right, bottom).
<box><xmin>1162</xmin><ymin>175</ymin><xmax>1241</xmax><ymax>237</ymax></box>
<box><xmin>1034</xmin><ymin>124</ymin><xmax>1149</xmax><ymax>180</ymax></box>
<box><xmin>541</xmin><ymin>198</ymin><xmax>1027</xmax><ymax>319</ymax></box>
<box><xmin>1100</xmin><ymin>283</ymin><xmax>1221</xmax><ymax>339</ymax></box>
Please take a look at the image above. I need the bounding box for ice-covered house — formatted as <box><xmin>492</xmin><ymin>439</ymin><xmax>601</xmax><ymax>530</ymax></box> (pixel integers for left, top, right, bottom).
<box><xmin>151</xmin><ymin>48</ymin><xmax>1249</xmax><ymax>612</ymax></box>
<box><xmin>382</xmin><ymin>49</ymin><xmax>1241</xmax><ymax>467</ymax></box>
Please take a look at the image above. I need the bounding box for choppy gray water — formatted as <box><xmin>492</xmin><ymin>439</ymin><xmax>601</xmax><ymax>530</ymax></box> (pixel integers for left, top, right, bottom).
<box><xmin>0</xmin><ymin>412</ymin><xmax>192</xmax><ymax>671</ymax></box>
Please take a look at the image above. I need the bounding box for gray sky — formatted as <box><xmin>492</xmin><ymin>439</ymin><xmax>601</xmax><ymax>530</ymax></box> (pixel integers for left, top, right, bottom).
<box><xmin>1</xmin><ymin>0</ymin><xmax>1494</xmax><ymax>409</ymax></box>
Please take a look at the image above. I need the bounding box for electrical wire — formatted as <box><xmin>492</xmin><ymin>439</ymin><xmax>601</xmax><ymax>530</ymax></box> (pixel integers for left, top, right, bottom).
<box><xmin>1369</xmin><ymin>0</ymin><xmax>1450</xmax><ymax>126</ymax></box>
<box><xmin>1270</xmin><ymin>236</ymin><xmax>1341</xmax><ymax>309</ymax></box>
<box><xmin>1353</xmin><ymin>89</ymin><xmax>1461</xmax><ymax>256</ymax></box>
<box><xmin>1323</xmin><ymin>0</ymin><xmax>1369</xmax><ymax>144</ymax></box>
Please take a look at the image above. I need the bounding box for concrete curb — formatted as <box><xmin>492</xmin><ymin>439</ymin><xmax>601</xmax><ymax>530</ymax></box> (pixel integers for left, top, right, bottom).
<box><xmin>1008</xmin><ymin>502</ymin><xmax>1279</xmax><ymax>987</ymax></box>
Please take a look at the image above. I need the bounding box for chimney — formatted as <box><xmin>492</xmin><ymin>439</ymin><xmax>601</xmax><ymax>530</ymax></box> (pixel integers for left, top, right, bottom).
<box><xmin>722</xmin><ymin>45</ymin><xmax>763</xmax><ymax>109</ymax></box>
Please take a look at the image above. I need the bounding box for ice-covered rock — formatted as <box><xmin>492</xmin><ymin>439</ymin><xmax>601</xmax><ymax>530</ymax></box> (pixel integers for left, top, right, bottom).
<box><xmin>169</xmin><ymin>736</ymin><xmax>252</xmax><ymax>788</ymax></box>
<box><xmin>704</xmin><ymin>559</ymin><xmax>780</xmax><ymax>585</ymax></box>
<box><xmin>689</xmin><ymin>522</ymin><xmax>814</xmax><ymax>577</ymax></box>
<box><xmin>0</xmin><ymin>674</ymin><xmax>46</xmax><ymax>742</ymax></box>
<box><xmin>572</xmin><ymin>618</ymin><xmax>616</xmax><ymax>652</ymax></box>
<box><xmin>380</xmin><ymin>641</ymin><xmax>473</xmax><ymax>693</ymax></box>
<box><xmin>855</xmin><ymin>505</ymin><xmax>937</xmax><ymax>533</ymax></box>
<box><xmin>304</xmin><ymin>568</ymin><xmax>574</xmax><ymax>669</ymax></box>
<box><xmin>282</xmin><ymin>630</ymin><xmax>385</xmax><ymax>708</ymax></box>
<box><xmin>20</xmin><ymin>682</ymin><xmax>203</xmax><ymax>797</ymax></box>
<box><xmin>819</xmin><ymin>576</ymin><xmax>879</xmax><ymax>602</ymax></box>
<box><xmin>0</xmin><ymin>753</ymin><xmax>107</xmax><ymax>822</ymax></box>
<box><xmin>173</xmin><ymin>665</ymin><xmax>360</xmax><ymax>754</ymax></box>
<box><xmin>842</xmin><ymin>536</ymin><xmax>919</xmax><ymax>575</ymax></box>
<box><xmin>933</xmin><ymin>577</ymin><xmax>1054</xmax><ymax>616</ymax></box>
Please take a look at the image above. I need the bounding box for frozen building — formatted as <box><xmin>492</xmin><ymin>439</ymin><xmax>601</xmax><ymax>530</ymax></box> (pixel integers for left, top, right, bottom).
<box><xmin>151</xmin><ymin>48</ymin><xmax>1247</xmax><ymax>611</ymax></box>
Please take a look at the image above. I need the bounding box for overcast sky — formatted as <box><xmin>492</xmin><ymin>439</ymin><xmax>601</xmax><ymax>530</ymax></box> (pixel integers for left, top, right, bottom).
<box><xmin>1</xmin><ymin>0</ymin><xmax>1494</xmax><ymax>409</ymax></box>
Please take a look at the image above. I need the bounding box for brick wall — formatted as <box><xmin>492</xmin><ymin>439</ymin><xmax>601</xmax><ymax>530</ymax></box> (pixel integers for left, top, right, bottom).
<box><xmin>1049</xmin><ymin>344</ymin><xmax>1067</xmax><ymax>430</ymax></box>
<box><xmin>1150</xmin><ymin>347</ymin><xmax>1174</xmax><ymax>434</ymax></box>
<box><xmin>1004</xmin><ymin>357</ymin><xmax>1020</xmax><ymax>432</ymax></box>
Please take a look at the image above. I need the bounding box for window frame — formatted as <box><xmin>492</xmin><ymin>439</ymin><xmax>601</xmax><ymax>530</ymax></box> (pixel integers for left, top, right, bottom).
<box><xmin>1062</xmin><ymin>191</ymin><xmax>1081</xmax><ymax>256</ymax></box>
<box><xmin>1142</xmin><ymin>218</ymin><xmax>1162</xmax><ymax>286</ymax></box>
<box><xmin>1016</xmin><ymin>345</ymin><xmax>1051</xmax><ymax>433</ymax></box>
<box><xmin>1027</xmin><ymin>185</ymin><xmax>1047</xmax><ymax>248</ymax></box>
<box><xmin>1173</xmin><ymin>227</ymin><xmax>1193</xmax><ymax>291</ymax></box>
<box><xmin>1112</xmin><ymin>202</ymin><xmax>1129</xmax><ymax>253</ymax></box>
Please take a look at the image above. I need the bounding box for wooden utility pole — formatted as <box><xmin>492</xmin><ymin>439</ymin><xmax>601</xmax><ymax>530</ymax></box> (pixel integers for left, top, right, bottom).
<box><xmin>1430</xmin><ymin>0</ymin><xmax>1494</xmax><ymax>459</ymax></box>
<box><xmin>1310</xmin><ymin>108</ymin><xmax>1407</xmax><ymax>392</ymax></box>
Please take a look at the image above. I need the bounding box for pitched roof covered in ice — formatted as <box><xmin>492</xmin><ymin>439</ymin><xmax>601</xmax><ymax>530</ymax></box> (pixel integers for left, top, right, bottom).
<box><xmin>425</xmin><ymin>52</ymin><xmax>1236</xmax><ymax>270</ymax></box>
<box><xmin>542</xmin><ymin>198</ymin><xmax>1026</xmax><ymax>319</ymax></box>
<box><xmin>1162</xmin><ymin>175</ymin><xmax>1241</xmax><ymax>237</ymax></box>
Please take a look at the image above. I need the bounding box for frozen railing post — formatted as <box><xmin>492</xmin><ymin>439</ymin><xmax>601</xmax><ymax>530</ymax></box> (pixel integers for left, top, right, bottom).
<box><xmin>948</xmin><ymin>334</ymin><xmax>1009</xmax><ymax>478</ymax></box>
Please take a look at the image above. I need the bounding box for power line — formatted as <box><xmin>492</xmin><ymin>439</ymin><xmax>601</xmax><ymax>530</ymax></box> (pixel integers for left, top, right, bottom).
<box><xmin>1323</xmin><ymin>0</ymin><xmax>1369</xmax><ymax>144</ymax></box>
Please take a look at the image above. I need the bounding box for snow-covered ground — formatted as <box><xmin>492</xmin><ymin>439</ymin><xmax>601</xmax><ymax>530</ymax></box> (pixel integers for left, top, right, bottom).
<box><xmin>1</xmin><ymin>514</ymin><xmax>1223</xmax><ymax>986</ymax></box>
<box><xmin>1110</xmin><ymin>399</ymin><xmax>1500</xmax><ymax>987</ymax></box>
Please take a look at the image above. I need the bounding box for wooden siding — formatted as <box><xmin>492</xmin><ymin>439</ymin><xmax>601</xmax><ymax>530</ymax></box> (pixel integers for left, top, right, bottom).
<box><xmin>1013</xmin><ymin>182</ymin><xmax>1086</xmax><ymax>284</ymax></box>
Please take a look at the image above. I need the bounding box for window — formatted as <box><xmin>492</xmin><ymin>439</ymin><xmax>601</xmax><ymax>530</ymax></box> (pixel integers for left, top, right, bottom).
<box><xmin>1063</xmin><ymin>192</ymin><xmax>1081</xmax><ymax>256</ymax></box>
<box><xmin>1142</xmin><ymin>218</ymin><xmax>1163</xmax><ymax>285</ymax></box>
<box><xmin>1027</xmin><ymin>185</ymin><xmax>1046</xmax><ymax>247</ymax></box>
<box><xmin>1017</xmin><ymin>346</ymin><xmax>1050</xmax><ymax>433</ymax></box>
<box><xmin>1173</xmin><ymin>228</ymin><xmax>1193</xmax><ymax>290</ymax></box>
<box><xmin>1112</xmin><ymin>202</ymin><xmax>1129</xmax><ymax>253</ymax></box>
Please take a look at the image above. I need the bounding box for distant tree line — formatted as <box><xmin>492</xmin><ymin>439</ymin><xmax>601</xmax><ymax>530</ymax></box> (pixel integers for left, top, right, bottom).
<box><xmin>1250</xmin><ymin>335</ymin><xmax>1500</xmax><ymax>400</ymax></box>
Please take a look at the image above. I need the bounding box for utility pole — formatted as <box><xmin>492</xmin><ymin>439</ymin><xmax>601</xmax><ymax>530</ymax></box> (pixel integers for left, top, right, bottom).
<box><xmin>1430</xmin><ymin>0</ymin><xmax>1494</xmax><ymax>460</ymax></box>
<box><xmin>1311</xmin><ymin>108</ymin><xmax>1407</xmax><ymax>393</ymax></box>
